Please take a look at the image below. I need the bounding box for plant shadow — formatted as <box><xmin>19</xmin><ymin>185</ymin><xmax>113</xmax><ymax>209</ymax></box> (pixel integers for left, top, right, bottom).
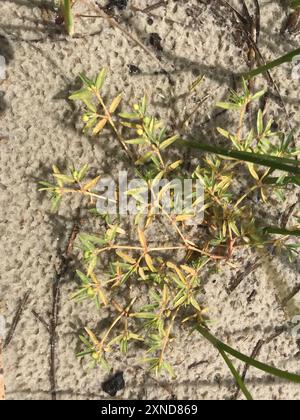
<box><xmin>0</xmin><ymin>35</ymin><xmax>14</xmax><ymax>115</ymax></box>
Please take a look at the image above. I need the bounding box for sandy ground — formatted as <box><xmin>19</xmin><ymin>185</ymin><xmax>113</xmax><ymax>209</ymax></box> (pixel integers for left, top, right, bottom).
<box><xmin>0</xmin><ymin>0</ymin><xmax>300</xmax><ymax>400</ymax></box>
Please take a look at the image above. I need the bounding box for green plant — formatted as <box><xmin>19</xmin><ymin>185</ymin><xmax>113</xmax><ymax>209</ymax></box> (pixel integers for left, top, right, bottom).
<box><xmin>54</xmin><ymin>0</ymin><xmax>74</xmax><ymax>36</ymax></box>
<box><xmin>40</xmin><ymin>70</ymin><xmax>300</xmax><ymax>399</ymax></box>
<box><xmin>291</xmin><ymin>0</ymin><xmax>300</xmax><ymax>9</ymax></box>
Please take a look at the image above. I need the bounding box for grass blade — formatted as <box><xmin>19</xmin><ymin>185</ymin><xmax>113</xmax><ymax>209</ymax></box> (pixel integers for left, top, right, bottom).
<box><xmin>263</xmin><ymin>227</ymin><xmax>300</xmax><ymax>237</ymax></box>
<box><xmin>197</xmin><ymin>325</ymin><xmax>300</xmax><ymax>384</ymax></box>
<box><xmin>242</xmin><ymin>47</ymin><xmax>300</xmax><ymax>80</ymax></box>
<box><xmin>219</xmin><ymin>348</ymin><xmax>253</xmax><ymax>400</ymax></box>
<box><xmin>180</xmin><ymin>139</ymin><xmax>300</xmax><ymax>175</ymax></box>
<box><xmin>264</xmin><ymin>176</ymin><xmax>300</xmax><ymax>187</ymax></box>
<box><xmin>62</xmin><ymin>0</ymin><xmax>74</xmax><ymax>36</ymax></box>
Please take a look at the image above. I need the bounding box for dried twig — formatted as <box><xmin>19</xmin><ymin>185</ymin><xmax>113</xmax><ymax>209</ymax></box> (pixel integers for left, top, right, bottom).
<box><xmin>231</xmin><ymin>325</ymin><xmax>286</xmax><ymax>399</ymax></box>
<box><xmin>232</xmin><ymin>339</ymin><xmax>263</xmax><ymax>400</ymax></box>
<box><xmin>49</xmin><ymin>217</ymin><xmax>81</xmax><ymax>400</ymax></box>
<box><xmin>143</xmin><ymin>1</ymin><xmax>168</xmax><ymax>14</ymax></box>
<box><xmin>281</xmin><ymin>202</ymin><xmax>297</xmax><ymax>229</ymax></box>
<box><xmin>282</xmin><ymin>284</ymin><xmax>300</xmax><ymax>307</ymax></box>
<box><xmin>227</xmin><ymin>259</ymin><xmax>261</xmax><ymax>294</ymax></box>
<box><xmin>4</xmin><ymin>289</ymin><xmax>31</xmax><ymax>349</ymax></box>
<box><xmin>31</xmin><ymin>310</ymin><xmax>50</xmax><ymax>333</ymax></box>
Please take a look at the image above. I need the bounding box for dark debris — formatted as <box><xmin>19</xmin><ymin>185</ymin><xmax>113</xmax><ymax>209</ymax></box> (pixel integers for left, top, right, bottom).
<box><xmin>102</xmin><ymin>371</ymin><xmax>125</xmax><ymax>397</ymax></box>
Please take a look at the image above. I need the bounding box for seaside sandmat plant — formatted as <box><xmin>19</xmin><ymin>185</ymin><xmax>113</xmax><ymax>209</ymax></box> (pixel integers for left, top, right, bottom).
<box><xmin>40</xmin><ymin>70</ymin><xmax>300</xmax><ymax>400</ymax></box>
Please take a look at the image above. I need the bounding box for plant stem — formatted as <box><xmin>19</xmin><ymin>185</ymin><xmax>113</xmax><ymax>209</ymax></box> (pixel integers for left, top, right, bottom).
<box><xmin>159</xmin><ymin>309</ymin><xmax>178</xmax><ymax>367</ymax></box>
<box><xmin>62</xmin><ymin>0</ymin><xmax>74</xmax><ymax>36</ymax></box>
<box><xmin>100</xmin><ymin>297</ymin><xmax>137</xmax><ymax>348</ymax></box>
<box><xmin>94</xmin><ymin>90</ymin><xmax>134</xmax><ymax>161</ymax></box>
<box><xmin>237</xmin><ymin>104</ymin><xmax>246</xmax><ymax>142</ymax></box>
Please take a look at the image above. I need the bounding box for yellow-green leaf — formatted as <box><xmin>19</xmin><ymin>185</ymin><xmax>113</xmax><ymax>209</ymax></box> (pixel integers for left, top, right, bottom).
<box><xmin>138</xmin><ymin>228</ymin><xmax>147</xmax><ymax>249</ymax></box>
<box><xmin>168</xmin><ymin>160</ymin><xmax>183</xmax><ymax>170</ymax></box>
<box><xmin>83</xmin><ymin>175</ymin><xmax>101</xmax><ymax>191</ymax></box>
<box><xmin>247</xmin><ymin>163</ymin><xmax>260</xmax><ymax>181</ymax></box>
<box><xmin>190</xmin><ymin>296</ymin><xmax>201</xmax><ymax>311</ymax></box>
<box><xmin>93</xmin><ymin>118</ymin><xmax>108</xmax><ymax>135</ymax></box>
<box><xmin>145</xmin><ymin>254</ymin><xmax>156</xmax><ymax>272</ymax></box>
<box><xmin>109</xmin><ymin>94</ymin><xmax>122</xmax><ymax>113</ymax></box>
<box><xmin>217</xmin><ymin>127</ymin><xmax>231</xmax><ymax>139</ymax></box>
<box><xmin>116</xmin><ymin>251</ymin><xmax>137</xmax><ymax>265</ymax></box>
<box><xmin>95</xmin><ymin>68</ymin><xmax>107</xmax><ymax>91</ymax></box>
<box><xmin>160</xmin><ymin>134</ymin><xmax>179</xmax><ymax>150</ymax></box>
<box><xmin>135</xmin><ymin>151</ymin><xmax>153</xmax><ymax>165</ymax></box>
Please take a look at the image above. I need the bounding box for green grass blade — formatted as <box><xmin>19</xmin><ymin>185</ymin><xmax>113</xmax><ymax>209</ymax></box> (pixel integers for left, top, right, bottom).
<box><xmin>264</xmin><ymin>176</ymin><xmax>300</xmax><ymax>187</ymax></box>
<box><xmin>263</xmin><ymin>227</ymin><xmax>300</xmax><ymax>237</ymax></box>
<box><xmin>218</xmin><ymin>348</ymin><xmax>253</xmax><ymax>400</ymax></box>
<box><xmin>197</xmin><ymin>325</ymin><xmax>300</xmax><ymax>384</ymax></box>
<box><xmin>242</xmin><ymin>47</ymin><xmax>300</xmax><ymax>80</ymax></box>
<box><xmin>62</xmin><ymin>0</ymin><xmax>74</xmax><ymax>36</ymax></box>
<box><xmin>180</xmin><ymin>139</ymin><xmax>300</xmax><ymax>175</ymax></box>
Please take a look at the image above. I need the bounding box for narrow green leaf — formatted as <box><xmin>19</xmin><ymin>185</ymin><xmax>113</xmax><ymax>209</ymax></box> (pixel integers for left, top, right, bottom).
<box><xmin>264</xmin><ymin>176</ymin><xmax>300</xmax><ymax>187</ymax></box>
<box><xmin>251</xmin><ymin>90</ymin><xmax>266</xmax><ymax>101</ymax></box>
<box><xmin>135</xmin><ymin>151</ymin><xmax>153</xmax><ymax>165</ymax></box>
<box><xmin>217</xmin><ymin>127</ymin><xmax>231</xmax><ymax>139</ymax></box>
<box><xmin>257</xmin><ymin>109</ymin><xmax>263</xmax><ymax>136</ymax></box>
<box><xmin>180</xmin><ymin>139</ymin><xmax>300</xmax><ymax>175</ymax></box>
<box><xmin>79</xmin><ymin>233</ymin><xmax>106</xmax><ymax>245</ymax></box>
<box><xmin>83</xmin><ymin>99</ymin><xmax>97</xmax><ymax>113</ymax></box>
<box><xmin>242</xmin><ymin>47</ymin><xmax>300</xmax><ymax>79</ymax></box>
<box><xmin>79</xmin><ymin>73</ymin><xmax>94</xmax><ymax>88</ymax></box>
<box><xmin>291</xmin><ymin>0</ymin><xmax>300</xmax><ymax>7</ymax></box>
<box><xmin>216</xmin><ymin>102</ymin><xmax>239</xmax><ymax>110</ymax></box>
<box><xmin>159</xmin><ymin>134</ymin><xmax>179</xmax><ymax>150</ymax></box>
<box><xmin>77</xmin><ymin>164</ymin><xmax>89</xmax><ymax>182</ymax></box>
<box><xmin>119</xmin><ymin>112</ymin><xmax>140</xmax><ymax>120</ymax></box>
<box><xmin>53</xmin><ymin>173</ymin><xmax>75</xmax><ymax>184</ymax></box>
<box><xmin>76</xmin><ymin>270</ymin><xmax>90</xmax><ymax>285</ymax></box>
<box><xmin>51</xmin><ymin>194</ymin><xmax>62</xmax><ymax>213</ymax></box>
<box><xmin>263</xmin><ymin>227</ymin><xmax>300</xmax><ymax>237</ymax></box>
<box><xmin>197</xmin><ymin>325</ymin><xmax>300</xmax><ymax>384</ymax></box>
<box><xmin>125</xmin><ymin>138</ymin><xmax>146</xmax><ymax>145</ymax></box>
<box><xmin>130</xmin><ymin>312</ymin><xmax>156</xmax><ymax>319</ymax></box>
<box><xmin>95</xmin><ymin>68</ymin><xmax>107</xmax><ymax>91</ymax></box>
<box><xmin>219</xmin><ymin>349</ymin><xmax>253</xmax><ymax>400</ymax></box>
<box><xmin>69</xmin><ymin>88</ymin><xmax>91</xmax><ymax>101</ymax></box>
